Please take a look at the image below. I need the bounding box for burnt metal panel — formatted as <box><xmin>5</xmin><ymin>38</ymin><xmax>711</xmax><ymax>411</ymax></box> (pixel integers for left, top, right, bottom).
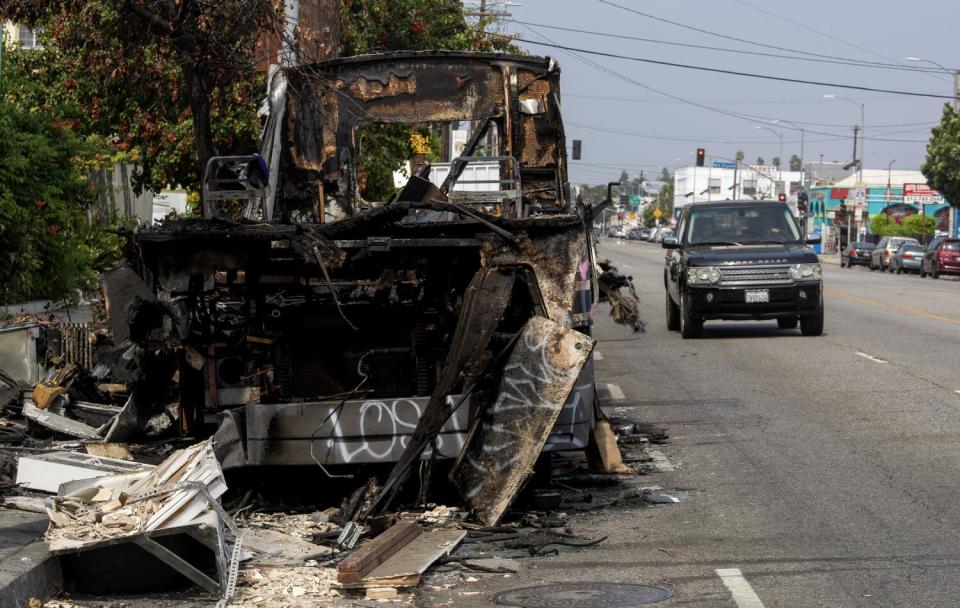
<box><xmin>279</xmin><ymin>51</ymin><xmax>567</xmax><ymax>221</ymax></box>
<box><xmin>449</xmin><ymin>315</ymin><xmax>594</xmax><ymax>525</ymax></box>
<box><xmin>244</xmin><ymin>395</ymin><xmax>472</xmax><ymax>466</ymax></box>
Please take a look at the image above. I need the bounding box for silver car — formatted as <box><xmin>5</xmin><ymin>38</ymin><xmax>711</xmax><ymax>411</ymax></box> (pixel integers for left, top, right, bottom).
<box><xmin>870</xmin><ymin>236</ymin><xmax>919</xmax><ymax>271</ymax></box>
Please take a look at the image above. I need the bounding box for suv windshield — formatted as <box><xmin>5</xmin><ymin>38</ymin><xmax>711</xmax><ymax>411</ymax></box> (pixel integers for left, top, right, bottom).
<box><xmin>944</xmin><ymin>241</ymin><xmax>960</xmax><ymax>251</ymax></box>
<box><xmin>686</xmin><ymin>205</ymin><xmax>801</xmax><ymax>245</ymax></box>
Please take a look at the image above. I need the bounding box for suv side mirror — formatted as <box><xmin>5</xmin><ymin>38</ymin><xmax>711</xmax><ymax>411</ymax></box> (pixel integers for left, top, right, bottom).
<box><xmin>662</xmin><ymin>237</ymin><xmax>679</xmax><ymax>249</ymax></box>
<box><xmin>806</xmin><ymin>235</ymin><xmax>821</xmax><ymax>245</ymax></box>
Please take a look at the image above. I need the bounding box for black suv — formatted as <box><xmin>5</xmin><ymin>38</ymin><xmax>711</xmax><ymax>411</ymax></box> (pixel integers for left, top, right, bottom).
<box><xmin>663</xmin><ymin>200</ymin><xmax>824</xmax><ymax>338</ymax></box>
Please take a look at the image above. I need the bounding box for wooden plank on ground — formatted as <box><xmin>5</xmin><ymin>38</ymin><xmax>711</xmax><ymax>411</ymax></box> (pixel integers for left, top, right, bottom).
<box><xmin>337</xmin><ymin>520</ymin><xmax>421</xmax><ymax>584</ymax></box>
<box><xmin>340</xmin><ymin>528</ymin><xmax>467</xmax><ymax>590</ymax></box>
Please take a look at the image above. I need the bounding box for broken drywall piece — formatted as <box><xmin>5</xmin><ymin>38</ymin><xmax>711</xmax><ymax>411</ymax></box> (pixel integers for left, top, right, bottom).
<box><xmin>45</xmin><ymin>439</ymin><xmax>238</xmax><ymax>599</ymax></box>
<box><xmin>22</xmin><ymin>400</ymin><xmax>101</xmax><ymax>440</ymax></box>
<box><xmin>16</xmin><ymin>451</ymin><xmax>151</xmax><ymax>493</ymax></box>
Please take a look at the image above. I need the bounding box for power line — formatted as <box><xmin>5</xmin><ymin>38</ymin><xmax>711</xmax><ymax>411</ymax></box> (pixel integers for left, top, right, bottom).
<box><xmin>563</xmin><ymin>92</ymin><xmax>903</xmax><ymax>106</ymax></box>
<box><xmin>515</xmin><ymin>23</ymin><xmax>931</xmax><ymax>143</ymax></box>
<box><xmin>562</xmin><ymin>94</ymin><xmax>935</xmax><ymax>129</ymax></box>
<box><xmin>728</xmin><ymin>0</ymin><xmax>954</xmax><ymax>84</ymax></box>
<box><xmin>594</xmin><ymin>0</ymin><xmax>955</xmax><ymax>72</ymax></box>
<box><xmin>516</xmin><ymin>38</ymin><xmax>957</xmax><ymax>100</ymax></box>
<box><xmin>569</xmin><ymin>121</ymin><xmax>930</xmax><ymax>145</ymax></box>
<box><xmin>506</xmin><ymin>19</ymin><xmax>950</xmax><ymax>75</ymax></box>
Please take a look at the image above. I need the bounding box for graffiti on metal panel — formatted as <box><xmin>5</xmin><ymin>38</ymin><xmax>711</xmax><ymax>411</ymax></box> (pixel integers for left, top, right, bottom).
<box><xmin>320</xmin><ymin>397</ymin><xmax>465</xmax><ymax>464</ymax></box>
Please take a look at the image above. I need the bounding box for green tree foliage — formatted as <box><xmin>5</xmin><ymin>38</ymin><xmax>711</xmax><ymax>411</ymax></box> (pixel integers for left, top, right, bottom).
<box><xmin>901</xmin><ymin>214</ymin><xmax>936</xmax><ymax>240</ymax></box>
<box><xmin>735</xmin><ymin>150</ymin><xmax>745</xmax><ymax>163</ymax></box>
<box><xmin>789</xmin><ymin>154</ymin><xmax>802</xmax><ymax>171</ymax></box>
<box><xmin>870</xmin><ymin>213</ymin><xmax>898</xmax><ymax>237</ymax></box>
<box><xmin>576</xmin><ymin>183</ymin><xmax>610</xmax><ymax>206</ymax></box>
<box><xmin>0</xmin><ymin>96</ymin><xmax>120</xmax><ymax>304</ymax></box>
<box><xmin>772</xmin><ymin>156</ymin><xmax>781</xmax><ymax>169</ymax></box>
<box><xmin>338</xmin><ymin>0</ymin><xmax>515</xmax><ymax>201</ymax></box>
<box><xmin>756</xmin><ymin>157</ymin><xmax>765</xmax><ymax>166</ymax></box>
<box><xmin>922</xmin><ymin>104</ymin><xmax>960</xmax><ymax>208</ymax></box>
<box><xmin>1</xmin><ymin>0</ymin><xmax>275</xmax><ymax>191</ymax></box>
<box><xmin>870</xmin><ymin>213</ymin><xmax>936</xmax><ymax>239</ymax></box>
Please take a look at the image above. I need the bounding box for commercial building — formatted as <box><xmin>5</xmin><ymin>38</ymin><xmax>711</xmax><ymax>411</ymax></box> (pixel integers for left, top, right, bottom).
<box><xmin>673</xmin><ymin>163</ymin><xmax>804</xmax><ymax>217</ymax></box>
<box><xmin>807</xmin><ymin>170</ymin><xmax>953</xmax><ymax>247</ymax></box>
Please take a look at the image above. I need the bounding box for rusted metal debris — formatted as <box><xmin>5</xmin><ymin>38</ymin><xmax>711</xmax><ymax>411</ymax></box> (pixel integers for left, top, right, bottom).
<box><xmin>449</xmin><ymin>315</ymin><xmax>595</xmax><ymax>525</ymax></box>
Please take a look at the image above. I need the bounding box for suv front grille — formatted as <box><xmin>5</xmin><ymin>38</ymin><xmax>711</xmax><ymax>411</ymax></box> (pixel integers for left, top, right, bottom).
<box><xmin>719</xmin><ymin>265</ymin><xmax>792</xmax><ymax>286</ymax></box>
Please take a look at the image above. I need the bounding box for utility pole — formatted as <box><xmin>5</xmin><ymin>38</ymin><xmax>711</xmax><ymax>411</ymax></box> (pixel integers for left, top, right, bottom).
<box><xmin>298</xmin><ymin>0</ymin><xmax>340</xmax><ymax>64</ymax></box>
<box><xmin>852</xmin><ymin>126</ymin><xmax>859</xmax><ymax>177</ymax></box>
<box><xmin>954</xmin><ymin>71</ymin><xmax>960</xmax><ymax>111</ymax></box>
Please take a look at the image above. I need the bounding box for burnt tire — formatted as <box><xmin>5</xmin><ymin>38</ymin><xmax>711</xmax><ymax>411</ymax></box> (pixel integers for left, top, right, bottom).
<box><xmin>777</xmin><ymin>317</ymin><xmax>798</xmax><ymax>330</ymax></box>
<box><xmin>666</xmin><ymin>291</ymin><xmax>680</xmax><ymax>331</ymax></box>
<box><xmin>679</xmin><ymin>291</ymin><xmax>703</xmax><ymax>339</ymax></box>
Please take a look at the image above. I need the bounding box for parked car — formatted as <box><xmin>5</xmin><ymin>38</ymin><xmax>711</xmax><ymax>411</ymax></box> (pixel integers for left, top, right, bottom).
<box><xmin>639</xmin><ymin>227</ymin><xmax>652</xmax><ymax>240</ymax></box>
<box><xmin>840</xmin><ymin>242</ymin><xmax>875</xmax><ymax>268</ymax></box>
<box><xmin>614</xmin><ymin>228</ymin><xmax>628</xmax><ymax>239</ymax></box>
<box><xmin>663</xmin><ymin>200</ymin><xmax>823</xmax><ymax>338</ymax></box>
<box><xmin>920</xmin><ymin>237</ymin><xmax>960</xmax><ymax>278</ymax></box>
<box><xmin>870</xmin><ymin>236</ymin><xmax>919</xmax><ymax>271</ymax></box>
<box><xmin>652</xmin><ymin>227</ymin><xmax>674</xmax><ymax>243</ymax></box>
<box><xmin>626</xmin><ymin>227</ymin><xmax>643</xmax><ymax>240</ymax></box>
<box><xmin>889</xmin><ymin>244</ymin><xmax>925</xmax><ymax>274</ymax></box>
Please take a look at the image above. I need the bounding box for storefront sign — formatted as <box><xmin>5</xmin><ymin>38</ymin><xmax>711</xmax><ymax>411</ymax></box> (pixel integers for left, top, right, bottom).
<box><xmin>903</xmin><ymin>183</ymin><xmax>944</xmax><ymax>205</ymax></box>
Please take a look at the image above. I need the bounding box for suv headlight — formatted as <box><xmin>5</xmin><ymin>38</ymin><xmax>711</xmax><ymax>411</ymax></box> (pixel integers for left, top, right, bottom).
<box><xmin>789</xmin><ymin>263</ymin><xmax>822</xmax><ymax>281</ymax></box>
<box><xmin>687</xmin><ymin>266</ymin><xmax>721</xmax><ymax>284</ymax></box>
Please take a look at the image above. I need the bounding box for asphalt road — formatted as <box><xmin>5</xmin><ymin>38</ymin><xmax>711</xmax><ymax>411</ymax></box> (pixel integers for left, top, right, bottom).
<box><xmin>419</xmin><ymin>238</ymin><xmax>960</xmax><ymax>608</ymax></box>
<box><xmin>578</xmin><ymin>238</ymin><xmax>960</xmax><ymax>607</ymax></box>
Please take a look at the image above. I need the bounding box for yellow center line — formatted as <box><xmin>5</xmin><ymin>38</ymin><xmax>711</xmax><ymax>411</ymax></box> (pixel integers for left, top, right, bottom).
<box><xmin>826</xmin><ymin>287</ymin><xmax>960</xmax><ymax>326</ymax></box>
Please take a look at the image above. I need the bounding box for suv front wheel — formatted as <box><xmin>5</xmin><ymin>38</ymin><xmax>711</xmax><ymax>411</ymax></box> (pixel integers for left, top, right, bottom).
<box><xmin>800</xmin><ymin>295</ymin><xmax>824</xmax><ymax>336</ymax></box>
<box><xmin>679</xmin><ymin>290</ymin><xmax>703</xmax><ymax>339</ymax></box>
<box><xmin>666</xmin><ymin>291</ymin><xmax>680</xmax><ymax>331</ymax></box>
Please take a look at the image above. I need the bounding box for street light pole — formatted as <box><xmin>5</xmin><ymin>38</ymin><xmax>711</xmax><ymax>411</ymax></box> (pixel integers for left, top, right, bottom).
<box><xmin>772</xmin><ymin>119</ymin><xmax>805</xmax><ymax>187</ymax></box>
<box><xmin>906</xmin><ymin>57</ymin><xmax>960</xmax><ymax>111</ymax></box>
<box><xmin>824</xmin><ymin>94</ymin><xmax>865</xmax><ymax>182</ymax></box>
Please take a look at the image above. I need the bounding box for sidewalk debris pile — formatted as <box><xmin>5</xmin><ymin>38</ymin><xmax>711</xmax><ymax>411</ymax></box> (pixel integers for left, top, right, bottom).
<box><xmin>42</xmin><ymin>439</ymin><xmax>241</xmax><ymax>600</ymax></box>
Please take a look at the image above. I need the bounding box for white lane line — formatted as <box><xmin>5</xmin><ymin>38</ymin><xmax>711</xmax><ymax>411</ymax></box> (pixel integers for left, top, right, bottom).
<box><xmin>855</xmin><ymin>351</ymin><xmax>888</xmax><ymax>364</ymax></box>
<box><xmin>716</xmin><ymin>568</ymin><xmax>766</xmax><ymax>608</ymax></box>
<box><xmin>955</xmin><ymin>390</ymin><xmax>960</xmax><ymax>396</ymax></box>
<box><xmin>619</xmin><ymin>264</ymin><xmax>633</xmax><ymax>269</ymax></box>
<box><xmin>606</xmin><ymin>383</ymin><xmax>626</xmax><ymax>401</ymax></box>
<box><xmin>594</xmin><ymin>351</ymin><xmax>604</xmax><ymax>361</ymax></box>
<box><xmin>648</xmin><ymin>448</ymin><xmax>675</xmax><ymax>472</ymax></box>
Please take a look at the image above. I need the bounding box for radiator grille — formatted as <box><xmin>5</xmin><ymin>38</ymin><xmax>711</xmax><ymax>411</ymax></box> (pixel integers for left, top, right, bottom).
<box><xmin>718</xmin><ymin>265</ymin><xmax>792</xmax><ymax>286</ymax></box>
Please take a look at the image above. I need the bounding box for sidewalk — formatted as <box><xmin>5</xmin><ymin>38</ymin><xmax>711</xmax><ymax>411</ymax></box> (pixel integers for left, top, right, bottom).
<box><xmin>819</xmin><ymin>252</ymin><xmax>842</xmax><ymax>265</ymax></box>
<box><xmin>0</xmin><ymin>509</ymin><xmax>61</xmax><ymax>608</ymax></box>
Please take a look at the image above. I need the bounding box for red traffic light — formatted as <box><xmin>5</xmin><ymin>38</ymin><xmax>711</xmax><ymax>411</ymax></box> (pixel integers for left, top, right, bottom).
<box><xmin>778</xmin><ymin>193</ymin><xmax>786</xmax><ymax>202</ymax></box>
<box><xmin>696</xmin><ymin>148</ymin><xmax>705</xmax><ymax>167</ymax></box>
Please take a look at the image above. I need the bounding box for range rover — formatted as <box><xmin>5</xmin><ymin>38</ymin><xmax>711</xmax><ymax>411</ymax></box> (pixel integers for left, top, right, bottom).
<box><xmin>663</xmin><ymin>201</ymin><xmax>824</xmax><ymax>338</ymax></box>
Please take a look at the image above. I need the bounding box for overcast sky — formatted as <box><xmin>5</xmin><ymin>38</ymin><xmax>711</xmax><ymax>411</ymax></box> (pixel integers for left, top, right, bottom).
<box><xmin>500</xmin><ymin>0</ymin><xmax>959</xmax><ymax>185</ymax></box>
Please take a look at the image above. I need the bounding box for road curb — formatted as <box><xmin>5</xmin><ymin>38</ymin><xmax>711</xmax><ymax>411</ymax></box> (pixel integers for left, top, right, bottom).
<box><xmin>0</xmin><ymin>512</ymin><xmax>62</xmax><ymax>608</ymax></box>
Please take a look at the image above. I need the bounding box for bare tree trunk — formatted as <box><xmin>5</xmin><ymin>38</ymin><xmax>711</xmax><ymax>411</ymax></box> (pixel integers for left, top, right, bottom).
<box><xmin>177</xmin><ymin>52</ymin><xmax>216</xmax><ymax>193</ymax></box>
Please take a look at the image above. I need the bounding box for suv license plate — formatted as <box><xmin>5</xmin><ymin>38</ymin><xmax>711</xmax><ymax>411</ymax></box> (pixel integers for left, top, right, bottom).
<box><xmin>745</xmin><ymin>289</ymin><xmax>769</xmax><ymax>303</ymax></box>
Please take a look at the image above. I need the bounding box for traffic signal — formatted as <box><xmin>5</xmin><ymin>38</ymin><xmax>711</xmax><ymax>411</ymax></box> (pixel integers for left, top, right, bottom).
<box><xmin>797</xmin><ymin>190</ymin><xmax>809</xmax><ymax>214</ymax></box>
<box><xmin>778</xmin><ymin>193</ymin><xmax>786</xmax><ymax>202</ymax></box>
<box><xmin>572</xmin><ymin>139</ymin><xmax>582</xmax><ymax>160</ymax></box>
<box><xmin>696</xmin><ymin>148</ymin><xmax>705</xmax><ymax>167</ymax></box>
